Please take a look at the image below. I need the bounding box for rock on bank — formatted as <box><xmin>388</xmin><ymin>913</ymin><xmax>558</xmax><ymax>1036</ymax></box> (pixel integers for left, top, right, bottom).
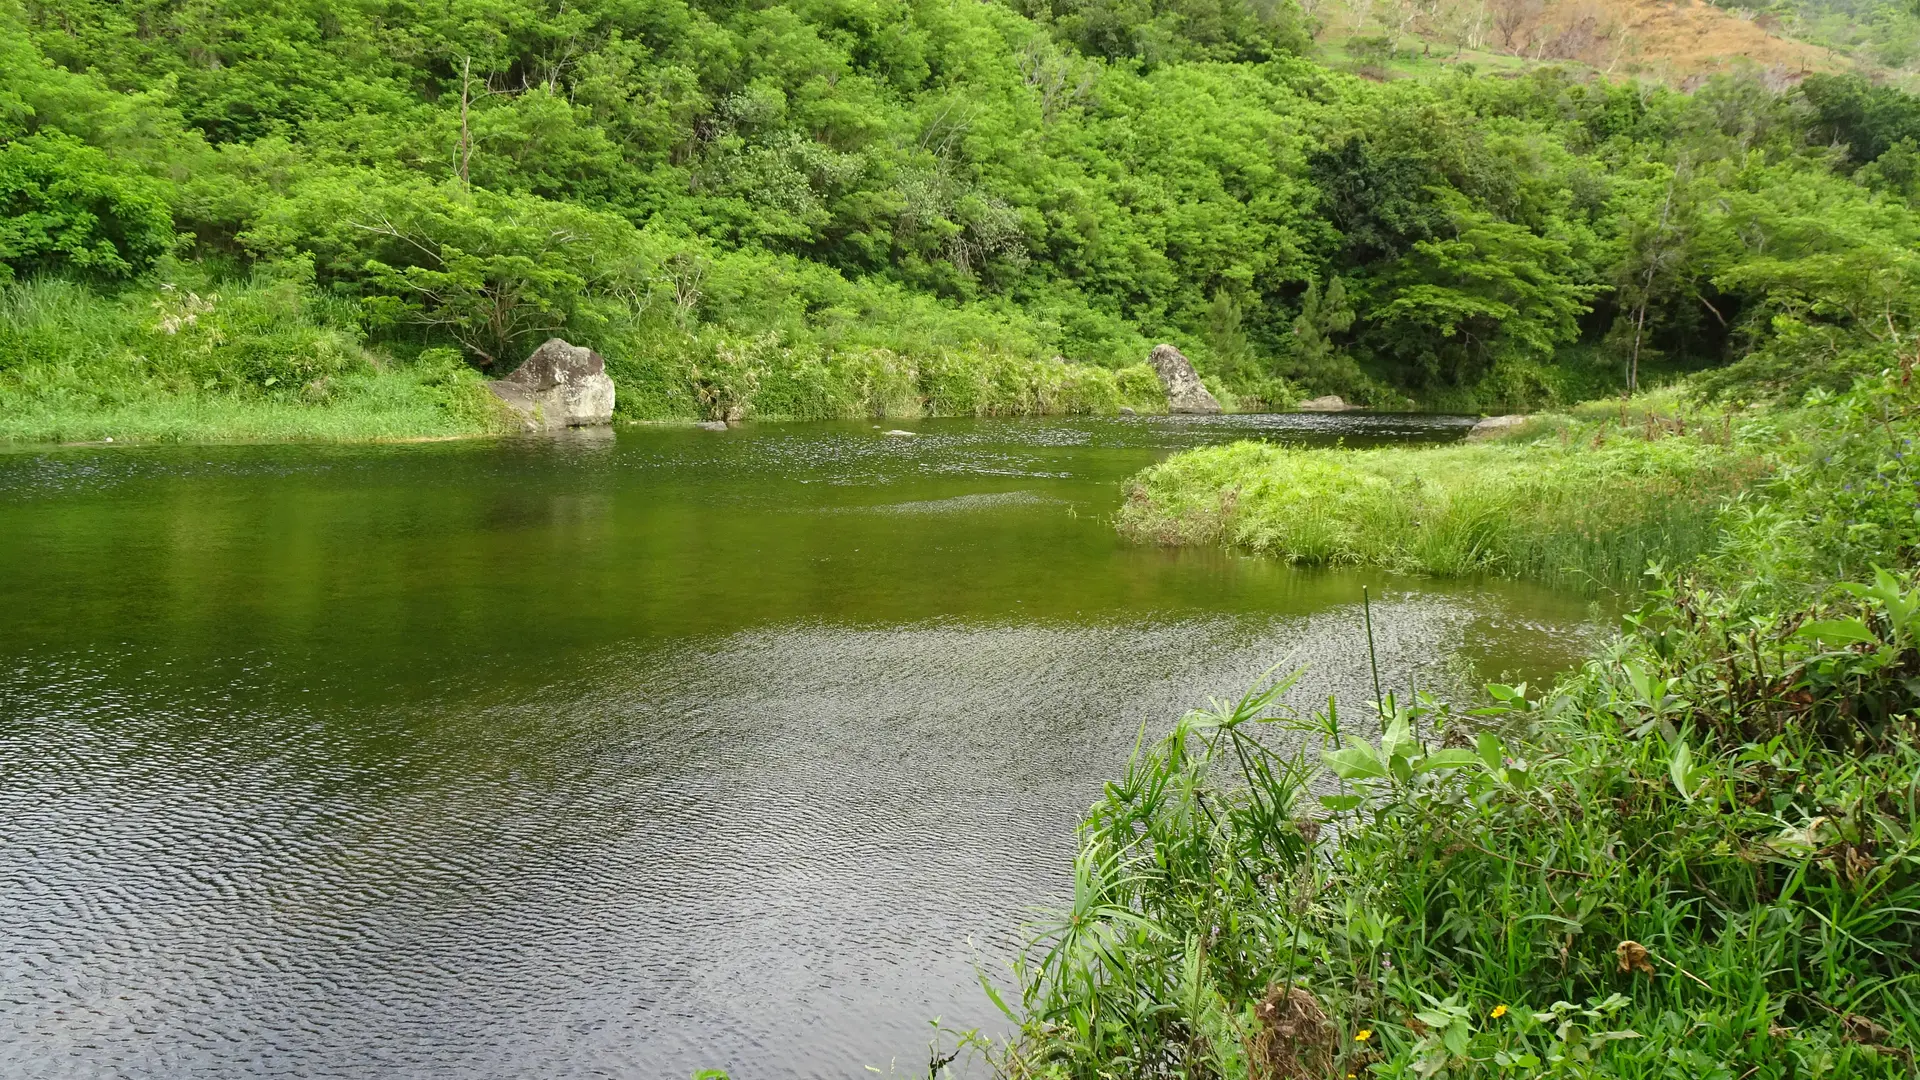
<box><xmin>1149</xmin><ymin>344</ymin><xmax>1222</xmax><ymax>415</ymax></box>
<box><xmin>1467</xmin><ymin>414</ymin><xmax>1529</xmax><ymax>440</ymax></box>
<box><xmin>489</xmin><ymin>339</ymin><xmax>615</xmax><ymax>429</ymax></box>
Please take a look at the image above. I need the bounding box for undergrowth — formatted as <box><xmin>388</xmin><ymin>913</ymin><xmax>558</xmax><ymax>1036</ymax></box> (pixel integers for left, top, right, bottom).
<box><xmin>967</xmin><ymin>375</ymin><xmax>1920</xmax><ymax>1079</ymax></box>
<box><xmin>622</xmin><ymin>329</ymin><xmax>1169</xmax><ymax>423</ymax></box>
<box><xmin>0</xmin><ymin>275</ymin><xmax>1172</xmax><ymax>444</ymax></box>
<box><xmin>0</xmin><ymin>275</ymin><xmax>514</xmax><ymax>443</ymax></box>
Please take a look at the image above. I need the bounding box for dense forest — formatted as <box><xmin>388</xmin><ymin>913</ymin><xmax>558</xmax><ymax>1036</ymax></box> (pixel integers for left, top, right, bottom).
<box><xmin>4</xmin><ymin>0</ymin><xmax>1920</xmax><ymax>435</ymax></box>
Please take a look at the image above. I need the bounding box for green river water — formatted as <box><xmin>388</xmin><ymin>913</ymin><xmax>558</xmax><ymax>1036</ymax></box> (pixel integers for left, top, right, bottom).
<box><xmin>0</xmin><ymin>413</ymin><xmax>1601</xmax><ymax>1078</ymax></box>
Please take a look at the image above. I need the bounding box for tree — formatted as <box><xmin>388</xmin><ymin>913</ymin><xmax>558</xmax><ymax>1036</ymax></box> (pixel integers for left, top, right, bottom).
<box><xmin>1365</xmin><ymin>199</ymin><xmax>1600</xmax><ymax>388</ymax></box>
<box><xmin>1800</xmin><ymin>74</ymin><xmax>1920</xmax><ymax>167</ymax></box>
<box><xmin>1348</xmin><ymin>35</ymin><xmax>1396</xmax><ymax>70</ymax></box>
<box><xmin>1285</xmin><ymin>275</ymin><xmax>1359</xmax><ymax>392</ymax></box>
<box><xmin>1609</xmin><ymin>168</ymin><xmax>1694</xmax><ymax>393</ymax></box>
<box><xmin>252</xmin><ymin>176</ymin><xmax>641</xmax><ymax>368</ymax></box>
<box><xmin>1206</xmin><ymin>286</ymin><xmax>1254</xmax><ymax>380</ymax></box>
<box><xmin>0</xmin><ymin>134</ymin><xmax>174</xmax><ymax>283</ymax></box>
<box><xmin>1489</xmin><ymin>0</ymin><xmax>1543</xmax><ymax>50</ymax></box>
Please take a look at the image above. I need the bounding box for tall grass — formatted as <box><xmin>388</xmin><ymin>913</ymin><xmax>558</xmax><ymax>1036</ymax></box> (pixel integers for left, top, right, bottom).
<box><xmin>976</xmin><ymin>378</ymin><xmax>1920</xmax><ymax>1078</ymax></box>
<box><xmin>1117</xmin><ymin>397</ymin><xmax>1769</xmax><ymax>593</ymax></box>
<box><xmin>0</xmin><ymin>369</ymin><xmax>504</xmax><ymax>444</ymax></box>
<box><xmin>0</xmin><ymin>276</ymin><xmax>512</xmax><ymax>443</ymax></box>
<box><xmin>0</xmin><ymin>276</ymin><xmax>1175</xmax><ymax>443</ymax></box>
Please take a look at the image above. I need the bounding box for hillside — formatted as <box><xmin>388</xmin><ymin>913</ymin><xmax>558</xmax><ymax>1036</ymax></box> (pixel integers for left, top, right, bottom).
<box><xmin>1315</xmin><ymin>0</ymin><xmax>1845</xmax><ymax>80</ymax></box>
<box><xmin>3</xmin><ymin>0</ymin><xmax>1920</xmax><ymax>440</ymax></box>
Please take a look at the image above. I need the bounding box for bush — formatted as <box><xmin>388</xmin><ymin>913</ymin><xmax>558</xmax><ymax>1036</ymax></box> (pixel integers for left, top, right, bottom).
<box><xmin>0</xmin><ymin>134</ymin><xmax>174</xmax><ymax>283</ymax></box>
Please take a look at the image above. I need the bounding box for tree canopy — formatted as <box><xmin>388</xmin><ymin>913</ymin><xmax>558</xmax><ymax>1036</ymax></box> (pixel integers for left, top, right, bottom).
<box><xmin>5</xmin><ymin>0</ymin><xmax>1920</xmax><ymax>410</ymax></box>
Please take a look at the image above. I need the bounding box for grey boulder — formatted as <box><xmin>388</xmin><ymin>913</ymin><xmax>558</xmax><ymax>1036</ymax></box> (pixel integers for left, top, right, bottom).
<box><xmin>1148</xmin><ymin>344</ymin><xmax>1222</xmax><ymax>414</ymax></box>
<box><xmin>1467</xmin><ymin>414</ymin><xmax>1528</xmax><ymax>440</ymax></box>
<box><xmin>488</xmin><ymin>339</ymin><xmax>615</xmax><ymax>429</ymax></box>
<box><xmin>1297</xmin><ymin>395</ymin><xmax>1352</xmax><ymax>412</ymax></box>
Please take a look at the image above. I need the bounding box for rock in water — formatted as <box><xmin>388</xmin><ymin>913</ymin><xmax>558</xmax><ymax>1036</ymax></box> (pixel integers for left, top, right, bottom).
<box><xmin>1296</xmin><ymin>395</ymin><xmax>1351</xmax><ymax>412</ymax></box>
<box><xmin>1466</xmin><ymin>414</ymin><xmax>1528</xmax><ymax>440</ymax></box>
<box><xmin>488</xmin><ymin>338</ymin><xmax>615</xmax><ymax>429</ymax></box>
<box><xmin>1148</xmin><ymin>344</ymin><xmax>1222</xmax><ymax>414</ymax></box>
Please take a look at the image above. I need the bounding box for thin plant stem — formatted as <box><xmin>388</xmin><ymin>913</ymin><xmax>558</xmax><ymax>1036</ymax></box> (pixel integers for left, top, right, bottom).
<box><xmin>1364</xmin><ymin>586</ymin><xmax>1385</xmax><ymax>730</ymax></box>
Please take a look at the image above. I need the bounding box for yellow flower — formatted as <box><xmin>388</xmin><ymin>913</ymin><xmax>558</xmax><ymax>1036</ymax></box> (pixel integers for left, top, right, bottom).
<box><xmin>1491</xmin><ymin>1004</ymin><xmax>1509</xmax><ymax>1019</ymax></box>
<box><xmin>1355</xmin><ymin>1029</ymin><xmax>1374</xmax><ymax>1043</ymax></box>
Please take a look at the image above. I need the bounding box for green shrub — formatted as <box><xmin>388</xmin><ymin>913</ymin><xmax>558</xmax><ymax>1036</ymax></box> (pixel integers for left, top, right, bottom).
<box><xmin>0</xmin><ymin>134</ymin><xmax>174</xmax><ymax>283</ymax></box>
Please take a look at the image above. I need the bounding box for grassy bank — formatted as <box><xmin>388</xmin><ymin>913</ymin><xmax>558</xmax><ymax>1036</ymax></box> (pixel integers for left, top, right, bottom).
<box><xmin>978</xmin><ymin>376</ymin><xmax>1920</xmax><ymax>1078</ymax></box>
<box><xmin>1117</xmin><ymin>391</ymin><xmax>1774</xmax><ymax>593</ymax></box>
<box><xmin>0</xmin><ymin>276</ymin><xmax>514</xmax><ymax>444</ymax></box>
<box><xmin>0</xmin><ymin>276</ymin><xmax>1170</xmax><ymax>445</ymax></box>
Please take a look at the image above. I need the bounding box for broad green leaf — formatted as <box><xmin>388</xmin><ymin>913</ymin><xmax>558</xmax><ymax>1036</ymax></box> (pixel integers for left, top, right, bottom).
<box><xmin>1411</xmin><ymin>749</ymin><xmax>1480</xmax><ymax>773</ymax></box>
<box><xmin>1796</xmin><ymin>618</ymin><xmax>1878</xmax><ymax>646</ymax></box>
<box><xmin>1322</xmin><ymin>743</ymin><xmax>1387</xmax><ymax>781</ymax></box>
<box><xmin>1381</xmin><ymin>713</ymin><xmax>1414</xmax><ymax>758</ymax></box>
<box><xmin>1668</xmin><ymin>739</ymin><xmax>1697</xmax><ymax>802</ymax></box>
<box><xmin>1476</xmin><ymin>731</ymin><xmax>1506</xmax><ymax>770</ymax></box>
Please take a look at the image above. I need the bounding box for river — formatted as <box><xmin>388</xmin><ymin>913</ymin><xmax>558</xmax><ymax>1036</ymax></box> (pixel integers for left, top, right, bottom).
<box><xmin>0</xmin><ymin>413</ymin><xmax>1601</xmax><ymax>1078</ymax></box>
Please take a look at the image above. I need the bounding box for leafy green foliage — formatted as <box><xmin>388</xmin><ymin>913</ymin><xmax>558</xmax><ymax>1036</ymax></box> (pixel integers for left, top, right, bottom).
<box><xmin>1365</xmin><ymin>197</ymin><xmax>1603</xmax><ymax>390</ymax></box>
<box><xmin>989</xmin><ymin>375</ymin><xmax>1920</xmax><ymax>1078</ymax></box>
<box><xmin>0</xmin><ymin>133</ymin><xmax>173</xmax><ymax>283</ymax></box>
<box><xmin>1008</xmin><ymin>0</ymin><xmax>1310</xmax><ymax>64</ymax></box>
<box><xmin>6</xmin><ymin>0</ymin><xmax>1920</xmax><ymax>432</ymax></box>
<box><xmin>257</xmin><ymin>178</ymin><xmax>641</xmax><ymax>369</ymax></box>
<box><xmin>1802</xmin><ymin>73</ymin><xmax>1920</xmax><ymax>166</ymax></box>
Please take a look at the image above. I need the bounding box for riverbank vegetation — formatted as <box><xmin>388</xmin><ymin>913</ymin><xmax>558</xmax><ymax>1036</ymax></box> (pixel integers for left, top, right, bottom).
<box><xmin>1117</xmin><ymin>388</ymin><xmax>1771</xmax><ymax>592</ymax></box>
<box><xmin>980</xmin><ymin>378</ymin><xmax>1920</xmax><ymax>1074</ymax></box>
<box><xmin>9</xmin><ymin>0</ymin><xmax>1920</xmax><ymax>440</ymax></box>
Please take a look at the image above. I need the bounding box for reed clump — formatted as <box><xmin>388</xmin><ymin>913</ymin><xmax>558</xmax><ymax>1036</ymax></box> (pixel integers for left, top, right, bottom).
<box><xmin>975</xmin><ymin>377</ymin><xmax>1920</xmax><ymax>1078</ymax></box>
<box><xmin>1117</xmin><ymin>392</ymin><xmax>1771</xmax><ymax>593</ymax></box>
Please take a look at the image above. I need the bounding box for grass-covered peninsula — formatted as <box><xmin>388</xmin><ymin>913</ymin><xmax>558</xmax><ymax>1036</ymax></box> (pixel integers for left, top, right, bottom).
<box><xmin>1117</xmin><ymin>389</ymin><xmax>1772</xmax><ymax>592</ymax></box>
<box><xmin>984</xmin><ymin>375</ymin><xmax>1920</xmax><ymax>1077</ymax></box>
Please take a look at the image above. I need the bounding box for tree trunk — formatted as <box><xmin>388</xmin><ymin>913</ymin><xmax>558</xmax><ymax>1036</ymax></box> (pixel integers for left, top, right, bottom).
<box><xmin>458</xmin><ymin>56</ymin><xmax>473</xmax><ymax>189</ymax></box>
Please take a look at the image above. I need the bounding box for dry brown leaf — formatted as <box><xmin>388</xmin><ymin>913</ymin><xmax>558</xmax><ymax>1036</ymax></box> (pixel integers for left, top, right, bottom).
<box><xmin>1616</xmin><ymin>939</ymin><xmax>1656</xmax><ymax>977</ymax></box>
<box><xmin>1843</xmin><ymin>1014</ymin><xmax>1893</xmax><ymax>1047</ymax></box>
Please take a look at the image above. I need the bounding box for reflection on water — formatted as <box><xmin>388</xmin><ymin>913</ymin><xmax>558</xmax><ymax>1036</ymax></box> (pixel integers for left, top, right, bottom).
<box><xmin>0</xmin><ymin>413</ymin><xmax>1599</xmax><ymax>1078</ymax></box>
